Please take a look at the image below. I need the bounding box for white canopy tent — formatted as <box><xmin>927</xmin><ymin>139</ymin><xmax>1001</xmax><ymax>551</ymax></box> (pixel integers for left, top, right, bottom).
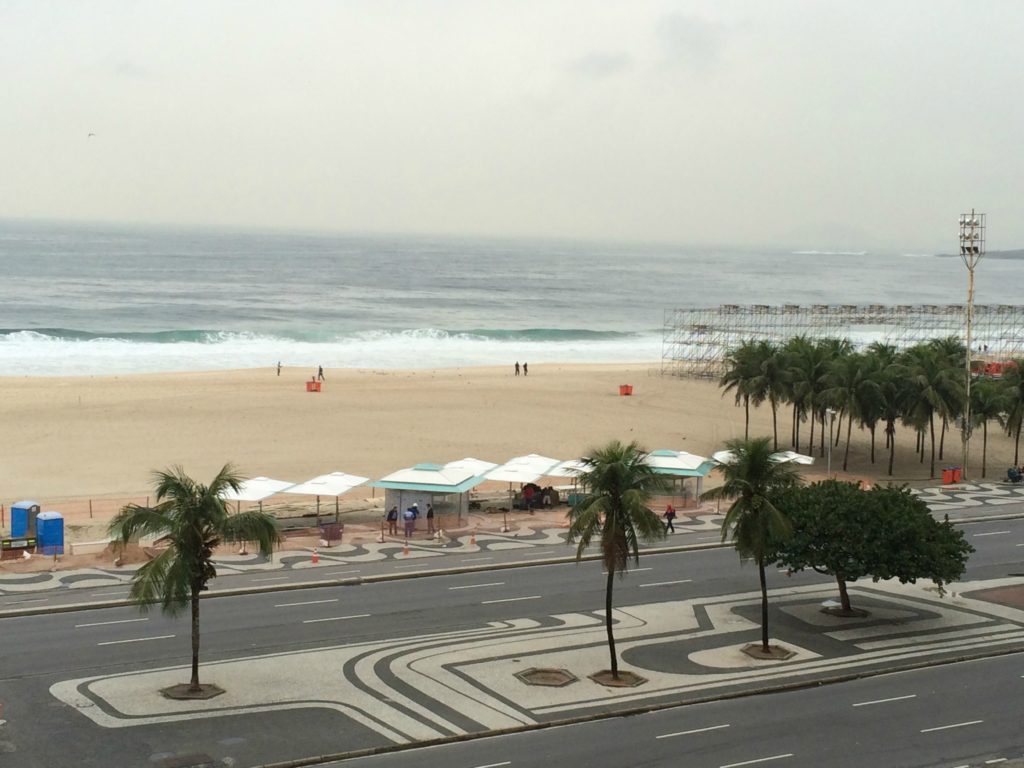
<box><xmin>484</xmin><ymin>454</ymin><xmax>563</xmax><ymax>514</ymax></box>
<box><xmin>712</xmin><ymin>449</ymin><xmax>815</xmax><ymax>466</ymax></box>
<box><xmin>220</xmin><ymin>476</ymin><xmax>296</xmax><ymax>511</ymax></box>
<box><xmin>370</xmin><ymin>459</ymin><xmax>492</xmax><ymax>525</ymax></box>
<box><xmin>283</xmin><ymin>471</ymin><xmax>370</xmax><ymax>525</ymax></box>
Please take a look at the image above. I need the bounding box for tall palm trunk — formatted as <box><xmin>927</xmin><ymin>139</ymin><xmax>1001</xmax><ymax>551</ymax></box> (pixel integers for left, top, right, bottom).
<box><xmin>604</xmin><ymin>567</ymin><xmax>618</xmax><ymax>678</ymax></box>
<box><xmin>770</xmin><ymin>398</ymin><xmax>778</xmax><ymax>451</ymax></box>
<box><xmin>190</xmin><ymin>588</ymin><xmax>201</xmax><ymax>691</ymax></box>
<box><xmin>758</xmin><ymin>557</ymin><xmax>769</xmax><ymax>652</ymax></box>
<box><xmin>809</xmin><ymin>407</ymin><xmax>815</xmax><ymax>453</ymax></box>
<box><xmin>842</xmin><ymin>411</ymin><xmax>853</xmax><ymax>471</ymax></box>
<box><xmin>819</xmin><ymin>411</ymin><xmax>826</xmax><ymax>457</ymax></box>
<box><xmin>982</xmin><ymin>421</ymin><xmax>988</xmax><ymax>478</ymax></box>
<box><xmin>869</xmin><ymin>424</ymin><xmax>876</xmax><ymax>463</ymax></box>
<box><xmin>887</xmin><ymin>421</ymin><xmax>896</xmax><ymax>476</ymax></box>
<box><xmin>929</xmin><ymin>412</ymin><xmax>937</xmax><ymax>479</ymax></box>
<box><xmin>793</xmin><ymin>405</ymin><xmax>800</xmax><ymax>451</ymax></box>
<box><xmin>939</xmin><ymin>416</ymin><xmax>947</xmax><ymax>460</ymax></box>
<box><xmin>744</xmin><ymin>395</ymin><xmax>750</xmax><ymax>440</ymax></box>
<box><xmin>1015</xmin><ymin>421</ymin><xmax>1021</xmax><ymax>467</ymax></box>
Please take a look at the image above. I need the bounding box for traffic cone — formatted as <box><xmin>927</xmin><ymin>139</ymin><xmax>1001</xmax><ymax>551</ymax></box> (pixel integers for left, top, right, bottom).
<box><xmin>311</xmin><ymin>547</ymin><xmax>319</xmax><ymax>565</ymax></box>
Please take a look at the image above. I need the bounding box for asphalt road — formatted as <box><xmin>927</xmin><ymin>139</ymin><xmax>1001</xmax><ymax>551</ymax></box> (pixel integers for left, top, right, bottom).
<box><xmin>328</xmin><ymin>653</ymin><xmax>1024</xmax><ymax>768</ymax></box>
<box><xmin>0</xmin><ymin>519</ymin><xmax>1021</xmax><ymax>768</ymax></box>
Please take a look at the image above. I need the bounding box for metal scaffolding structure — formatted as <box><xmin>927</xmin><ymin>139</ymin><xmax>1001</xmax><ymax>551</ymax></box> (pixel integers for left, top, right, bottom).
<box><xmin>662</xmin><ymin>304</ymin><xmax>1024</xmax><ymax>379</ymax></box>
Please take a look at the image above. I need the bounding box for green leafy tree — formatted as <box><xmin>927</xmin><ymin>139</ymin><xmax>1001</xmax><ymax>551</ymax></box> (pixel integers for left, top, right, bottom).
<box><xmin>702</xmin><ymin>437</ymin><xmax>802</xmax><ymax>653</ymax></box>
<box><xmin>568</xmin><ymin>441</ymin><xmax>668</xmax><ymax>679</ymax></box>
<box><xmin>774</xmin><ymin>481</ymin><xmax>972</xmax><ymax>614</ymax></box>
<box><xmin>109</xmin><ymin>464</ymin><xmax>282</xmax><ymax>695</ymax></box>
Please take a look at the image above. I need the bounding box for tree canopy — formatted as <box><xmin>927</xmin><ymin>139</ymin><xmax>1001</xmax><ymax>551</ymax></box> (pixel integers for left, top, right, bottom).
<box><xmin>772</xmin><ymin>480</ymin><xmax>973</xmax><ymax>613</ymax></box>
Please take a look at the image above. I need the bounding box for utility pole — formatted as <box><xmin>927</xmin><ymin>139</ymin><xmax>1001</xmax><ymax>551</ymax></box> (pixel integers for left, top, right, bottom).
<box><xmin>959</xmin><ymin>210</ymin><xmax>986</xmax><ymax>481</ymax></box>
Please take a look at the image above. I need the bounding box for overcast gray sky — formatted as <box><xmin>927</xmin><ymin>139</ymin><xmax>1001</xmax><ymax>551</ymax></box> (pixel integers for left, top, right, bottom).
<box><xmin>2</xmin><ymin>1</ymin><xmax>1022</xmax><ymax>250</ymax></box>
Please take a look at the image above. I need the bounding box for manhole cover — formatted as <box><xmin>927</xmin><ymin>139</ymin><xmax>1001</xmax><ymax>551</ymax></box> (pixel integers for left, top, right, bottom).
<box><xmin>515</xmin><ymin>667</ymin><xmax>578</xmax><ymax>687</ymax></box>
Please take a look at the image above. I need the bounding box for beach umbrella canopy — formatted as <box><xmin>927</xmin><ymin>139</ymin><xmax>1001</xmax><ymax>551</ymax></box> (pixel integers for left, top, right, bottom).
<box><xmin>220</xmin><ymin>476</ymin><xmax>296</xmax><ymax>502</ymax></box>
<box><xmin>283</xmin><ymin>471</ymin><xmax>369</xmax><ymax>497</ymax></box>
<box><xmin>548</xmin><ymin>459</ymin><xmax>588</xmax><ymax>478</ymax></box>
<box><xmin>485</xmin><ymin>454</ymin><xmax>562</xmax><ymax>484</ymax></box>
<box><xmin>712</xmin><ymin>449</ymin><xmax>814</xmax><ymax>466</ymax></box>
<box><xmin>443</xmin><ymin>457</ymin><xmax>499</xmax><ymax>476</ymax></box>
<box><xmin>645</xmin><ymin>449</ymin><xmax>715</xmax><ymax>477</ymax></box>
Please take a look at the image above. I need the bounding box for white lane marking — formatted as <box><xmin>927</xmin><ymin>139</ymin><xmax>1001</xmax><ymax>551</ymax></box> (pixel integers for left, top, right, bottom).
<box><xmin>639</xmin><ymin>579</ymin><xmax>692</xmax><ymax>588</ymax></box>
<box><xmin>697</xmin><ymin>535</ymin><xmax>720</xmax><ymax>541</ymax></box>
<box><xmin>473</xmin><ymin>762</ymin><xmax>511</xmax><ymax>768</ymax></box>
<box><xmin>1016</xmin><ymin>543</ymin><xmax>1024</xmax><ymax>547</ymax></box>
<box><xmin>89</xmin><ymin>590</ymin><xmax>131</xmax><ymax>597</ymax></box>
<box><xmin>302</xmin><ymin>613</ymin><xmax>371</xmax><ymax>624</ymax></box>
<box><xmin>394</xmin><ymin>563</ymin><xmax>429</xmax><ymax>568</ymax></box>
<box><xmin>602</xmin><ymin>567</ymin><xmax>653</xmax><ymax>575</ymax></box>
<box><xmin>852</xmin><ymin>694</ymin><xmax>917</xmax><ymax>707</ymax></box>
<box><xmin>720</xmin><ymin>754</ymin><xmax>793</xmax><ymax>768</ymax></box>
<box><xmin>523</xmin><ymin>549</ymin><xmax>555</xmax><ymax>556</ymax></box>
<box><xmin>250</xmin><ymin>576</ymin><xmax>291</xmax><ymax>582</ymax></box>
<box><xmin>973</xmin><ymin>530</ymin><xmax>1011</xmax><ymax>537</ymax></box>
<box><xmin>462</xmin><ymin>557</ymin><xmax>494</xmax><ymax>562</ymax></box>
<box><xmin>274</xmin><ymin>598</ymin><xmax>339</xmax><ymax>608</ymax></box>
<box><xmin>656</xmin><ymin>723</ymin><xmax>730</xmax><ymax>739</ymax></box>
<box><xmin>985</xmin><ymin>759</ymin><xmax>1007</xmax><ymax>764</ymax></box>
<box><xmin>7</xmin><ymin>597</ymin><xmax>48</xmax><ymax>604</ymax></box>
<box><xmin>448</xmin><ymin>582</ymin><xmax>506</xmax><ymax>591</ymax></box>
<box><xmin>920</xmin><ymin>720</ymin><xmax>983</xmax><ymax>733</ymax></box>
<box><xmin>97</xmin><ymin>634</ymin><xmax>175</xmax><ymax>646</ymax></box>
<box><xmin>76</xmin><ymin>618</ymin><xmax>149</xmax><ymax>629</ymax></box>
<box><xmin>482</xmin><ymin>595</ymin><xmax>542</xmax><ymax>605</ymax></box>
<box><xmin>322</xmin><ymin>569</ymin><xmax>361</xmax><ymax>575</ymax></box>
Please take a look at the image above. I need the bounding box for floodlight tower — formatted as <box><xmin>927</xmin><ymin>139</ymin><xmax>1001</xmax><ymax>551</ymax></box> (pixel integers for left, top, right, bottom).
<box><xmin>959</xmin><ymin>210</ymin><xmax>986</xmax><ymax>481</ymax></box>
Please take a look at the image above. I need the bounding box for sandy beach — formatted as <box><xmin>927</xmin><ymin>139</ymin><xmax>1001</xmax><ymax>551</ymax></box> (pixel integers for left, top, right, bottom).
<box><xmin>1</xmin><ymin>362</ymin><xmax>1017</xmax><ymax>526</ymax></box>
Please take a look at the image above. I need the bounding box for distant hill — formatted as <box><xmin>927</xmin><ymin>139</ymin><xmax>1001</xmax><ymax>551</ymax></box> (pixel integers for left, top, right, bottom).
<box><xmin>937</xmin><ymin>248</ymin><xmax>1024</xmax><ymax>260</ymax></box>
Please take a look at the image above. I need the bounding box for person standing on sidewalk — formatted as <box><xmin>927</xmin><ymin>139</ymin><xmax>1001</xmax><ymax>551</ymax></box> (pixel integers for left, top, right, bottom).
<box><xmin>663</xmin><ymin>503</ymin><xmax>676</xmax><ymax>533</ymax></box>
<box><xmin>386</xmin><ymin>506</ymin><xmax>399</xmax><ymax>536</ymax></box>
<box><xmin>426</xmin><ymin>503</ymin><xmax>435</xmax><ymax>535</ymax></box>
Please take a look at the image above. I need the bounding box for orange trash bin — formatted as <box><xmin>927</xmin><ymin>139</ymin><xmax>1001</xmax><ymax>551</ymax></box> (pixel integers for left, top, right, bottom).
<box><xmin>619</xmin><ymin>384</ymin><xmax>633</xmax><ymax>396</ymax></box>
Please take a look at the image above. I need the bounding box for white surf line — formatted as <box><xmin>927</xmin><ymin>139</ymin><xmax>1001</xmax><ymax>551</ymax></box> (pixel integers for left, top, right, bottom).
<box><xmin>75</xmin><ymin>618</ymin><xmax>149</xmax><ymax>629</ymax></box>
<box><xmin>639</xmin><ymin>579</ymin><xmax>692</xmax><ymax>588</ymax></box>
<box><xmin>97</xmin><ymin>634</ymin><xmax>175</xmax><ymax>646</ymax></box>
<box><xmin>448</xmin><ymin>582</ymin><xmax>506</xmax><ymax>591</ymax></box>
<box><xmin>302</xmin><ymin>613</ymin><xmax>371</xmax><ymax>624</ymax></box>
<box><xmin>462</xmin><ymin>556</ymin><xmax>494</xmax><ymax>562</ymax></box>
<box><xmin>656</xmin><ymin>723</ymin><xmax>730</xmax><ymax>739</ymax></box>
<box><xmin>249</xmin><ymin>576</ymin><xmax>291</xmax><ymax>582</ymax></box>
<box><xmin>973</xmin><ymin>530</ymin><xmax>1011</xmax><ymax>537</ymax></box>
<box><xmin>852</xmin><ymin>694</ymin><xmax>917</xmax><ymax>707</ymax></box>
<box><xmin>920</xmin><ymin>719</ymin><xmax>983</xmax><ymax>733</ymax></box>
<box><xmin>720</xmin><ymin>754</ymin><xmax>793</xmax><ymax>768</ymax></box>
<box><xmin>481</xmin><ymin>595</ymin><xmax>542</xmax><ymax>605</ymax></box>
<box><xmin>274</xmin><ymin>598</ymin><xmax>339</xmax><ymax>608</ymax></box>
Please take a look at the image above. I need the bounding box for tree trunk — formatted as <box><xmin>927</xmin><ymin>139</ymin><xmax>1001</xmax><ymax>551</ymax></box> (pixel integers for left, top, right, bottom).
<box><xmin>819</xmin><ymin>411</ymin><xmax>826</xmax><ymax>457</ymax></box>
<box><xmin>835</xmin><ymin>411</ymin><xmax>842</xmax><ymax>446</ymax></box>
<box><xmin>604</xmin><ymin>566</ymin><xmax>618</xmax><ymax>678</ymax></box>
<box><xmin>791</xmin><ymin>405</ymin><xmax>797</xmax><ymax>448</ymax></box>
<box><xmin>982</xmin><ymin>421</ymin><xmax>988</xmax><ymax>478</ymax></box>
<box><xmin>939</xmin><ymin>415</ymin><xmax>947</xmax><ymax>460</ymax></box>
<box><xmin>929</xmin><ymin>412</ymin><xmax>937</xmax><ymax>479</ymax></box>
<box><xmin>809</xmin><ymin>407</ymin><xmax>815</xmax><ymax>454</ymax></box>
<box><xmin>870</xmin><ymin>424</ymin><xmax>876</xmax><ymax>463</ymax></box>
<box><xmin>837</xmin><ymin>575</ymin><xmax>852</xmax><ymax>613</ymax></box>
<box><xmin>919</xmin><ymin>430</ymin><xmax>925</xmax><ymax>463</ymax></box>
<box><xmin>843</xmin><ymin>411</ymin><xmax>853</xmax><ymax>471</ymax></box>
<box><xmin>794</xmin><ymin>406</ymin><xmax>800</xmax><ymax>452</ymax></box>
<box><xmin>744</xmin><ymin>395</ymin><xmax>750</xmax><ymax>440</ymax></box>
<box><xmin>1016</xmin><ymin>421</ymin><xmax>1021</xmax><ymax>467</ymax></box>
<box><xmin>758</xmin><ymin>557</ymin><xmax>769</xmax><ymax>652</ymax></box>
<box><xmin>771</xmin><ymin>399</ymin><xmax>778</xmax><ymax>451</ymax></box>
<box><xmin>887</xmin><ymin>421</ymin><xmax>896</xmax><ymax>476</ymax></box>
<box><xmin>190</xmin><ymin>588</ymin><xmax>201</xmax><ymax>691</ymax></box>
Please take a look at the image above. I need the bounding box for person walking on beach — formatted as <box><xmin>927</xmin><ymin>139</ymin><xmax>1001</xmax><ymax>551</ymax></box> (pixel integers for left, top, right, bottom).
<box><xmin>663</xmin><ymin>503</ymin><xmax>677</xmax><ymax>534</ymax></box>
<box><xmin>515</xmin><ymin>361</ymin><xmax>520</xmax><ymax>376</ymax></box>
<box><xmin>523</xmin><ymin>362</ymin><xmax>528</xmax><ymax>376</ymax></box>
<box><xmin>277</xmin><ymin>361</ymin><xmax>281</xmax><ymax>376</ymax></box>
<box><xmin>426</xmin><ymin>503</ymin><xmax>435</xmax><ymax>535</ymax></box>
<box><xmin>386</xmin><ymin>506</ymin><xmax>398</xmax><ymax>536</ymax></box>
<box><xmin>317</xmin><ymin>365</ymin><xmax>325</xmax><ymax>381</ymax></box>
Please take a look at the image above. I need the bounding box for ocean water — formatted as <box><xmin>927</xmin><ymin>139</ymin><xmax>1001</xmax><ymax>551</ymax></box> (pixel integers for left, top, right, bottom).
<box><xmin>0</xmin><ymin>220</ymin><xmax>1020</xmax><ymax>376</ymax></box>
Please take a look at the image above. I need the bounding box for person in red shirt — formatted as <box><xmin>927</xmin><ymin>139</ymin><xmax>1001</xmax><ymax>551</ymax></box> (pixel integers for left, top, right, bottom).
<box><xmin>663</xmin><ymin>503</ymin><xmax>677</xmax><ymax>533</ymax></box>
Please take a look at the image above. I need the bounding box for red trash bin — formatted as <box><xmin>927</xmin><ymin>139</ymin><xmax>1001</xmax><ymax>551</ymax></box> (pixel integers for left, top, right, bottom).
<box><xmin>941</xmin><ymin>468</ymin><xmax>954</xmax><ymax>485</ymax></box>
<box><xmin>619</xmin><ymin>384</ymin><xmax>633</xmax><ymax>396</ymax></box>
<box><xmin>953</xmin><ymin>467</ymin><xmax>962</xmax><ymax>482</ymax></box>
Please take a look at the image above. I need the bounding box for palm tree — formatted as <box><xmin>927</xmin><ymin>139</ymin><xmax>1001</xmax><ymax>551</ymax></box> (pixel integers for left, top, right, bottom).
<box><xmin>109</xmin><ymin>464</ymin><xmax>281</xmax><ymax>696</ymax></box>
<box><xmin>721</xmin><ymin>341</ymin><xmax>765</xmax><ymax>440</ymax></box>
<box><xmin>971</xmin><ymin>379</ymin><xmax>1008</xmax><ymax>478</ymax></box>
<box><xmin>751</xmin><ymin>341</ymin><xmax>787</xmax><ymax>450</ymax></box>
<box><xmin>1002</xmin><ymin>360</ymin><xmax>1024</xmax><ymax>465</ymax></box>
<box><xmin>701</xmin><ymin>437</ymin><xmax>803</xmax><ymax>654</ymax></box>
<box><xmin>822</xmin><ymin>351</ymin><xmax>865</xmax><ymax>472</ymax></box>
<box><xmin>900</xmin><ymin>344</ymin><xmax>963</xmax><ymax>479</ymax></box>
<box><xmin>568</xmin><ymin>440</ymin><xmax>668</xmax><ymax>679</ymax></box>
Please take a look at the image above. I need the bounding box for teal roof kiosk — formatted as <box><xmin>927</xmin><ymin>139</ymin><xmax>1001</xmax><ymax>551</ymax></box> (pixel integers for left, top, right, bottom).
<box><xmin>11</xmin><ymin>501</ymin><xmax>41</xmax><ymax>538</ymax></box>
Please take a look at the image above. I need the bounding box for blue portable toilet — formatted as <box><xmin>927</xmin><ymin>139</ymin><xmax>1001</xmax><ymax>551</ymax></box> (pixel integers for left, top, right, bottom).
<box><xmin>11</xmin><ymin>501</ymin><xmax>41</xmax><ymax>538</ymax></box>
<box><xmin>36</xmin><ymin>511</ymin><xmax>64</xmax><ymax>556</ymax></box>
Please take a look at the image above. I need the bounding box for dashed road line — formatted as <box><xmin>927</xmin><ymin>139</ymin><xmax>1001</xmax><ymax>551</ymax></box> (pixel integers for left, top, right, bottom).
<box><xmin>6</xmin><ymin>597</ymin><xmax>48</xmax><ymax>604</ymax></box>
<box><xmin>482</xmin><ymin>595</ymin><xmax>542</xmax><ymax>605</ymax></box>
<box><xmin>394</xmin><ymin>562</ymin><xmax>430</xmax><ymax>568</ymax></box>
<box><xmin>523</xmin><ymin>549</ymin><xmax>555</xmax><ymax>556</ymax></box>
<box><xmin>89</xmin><ymin>590</ymin><xmax>131</xmax><ymax>597</ymax></box>
<box><xmin>302</xmin><ymin>614</ymin><xmax>371</xmax><ymax>624</ymax></box>
<box><xmin>322</xmin><ymin>569</ymin><xmax>361</xmax><ymax>575</ymax></box>
<box><xmin>97</xmin><ymin>634</ymin><xmax>175</xmax><ymax>646</ymax></box>
<box><xmin>920</xmin><ymin>720</ymin><xmax>983</xmax><ymax>733</ymax></box>
<box><xmin>76</xmin><ymin>618</ymin><xmax>149</xmax><ymax>629</ymax></box>
<box><xmin>852</xmin><ymin>694</ymin><xmax>917</xmax><ymax>707</ymax></box>
<box><xmin>250</xmin><ymin>576</ymin><xmax>291</xmax><ymax>583</ymax></box>
<box><xmin>603</xmin><ymin>567</ymin><xmax>653</xmax><ymax>575</ymax></box>
<box><xmin>473</xmin><ymin>762</ymin><xmax>511</xmax><ymax>768</ymax></box>
<box><xmin>462</xmin><ymin>557</ymin><xmax>495</xmax><ymax>562</ymax></box>
<box><xmin>720</xmin><ymin>754</ymin><xmax>793</xmax><ymax>768</ymax></box>
<box><xmin>656</xmin><ymin>723</ymin><xmax>730</xmax><ymax>739</ymax></box>
<box><xmin>449</xmin><ymin>582</ymin><xmax>506</xmax><ymax>590</ymax></box>
<box><xmin>275</xmin><ymin>598</ymin><xmax>339</xmax><ymax>608</ymax></box>
<box><xmin>640</xmin><ymin>579</ymin><xmax>692</xmax><ymax>588</ymax></box>
<box><xmin>973</xmin><ymin>530</ymin><xmax>1011</xmax><ymax>537</ymax></box>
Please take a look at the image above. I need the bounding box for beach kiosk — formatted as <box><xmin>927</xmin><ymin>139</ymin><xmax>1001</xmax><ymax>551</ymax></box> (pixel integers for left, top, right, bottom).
<box><xmin>36</xmin><ymin>511</ymin><xmax>64</xmax><ymax>556</ymax></box>
<box><xmin>11</xmin><ymin>501</ymin><xmax>41</xmax><ymax>538</ymax></box>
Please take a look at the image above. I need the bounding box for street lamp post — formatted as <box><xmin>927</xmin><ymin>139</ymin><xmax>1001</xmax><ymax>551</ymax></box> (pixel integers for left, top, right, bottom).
<box><xmin>826</xmin><ymin>408</ymin><xmax>837</xmax><ymax>477</ymax></box>
<box><xmin>960</xmin><ymin>210</ymin><xmax>986</xmax><ymax>482</ymax></box>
